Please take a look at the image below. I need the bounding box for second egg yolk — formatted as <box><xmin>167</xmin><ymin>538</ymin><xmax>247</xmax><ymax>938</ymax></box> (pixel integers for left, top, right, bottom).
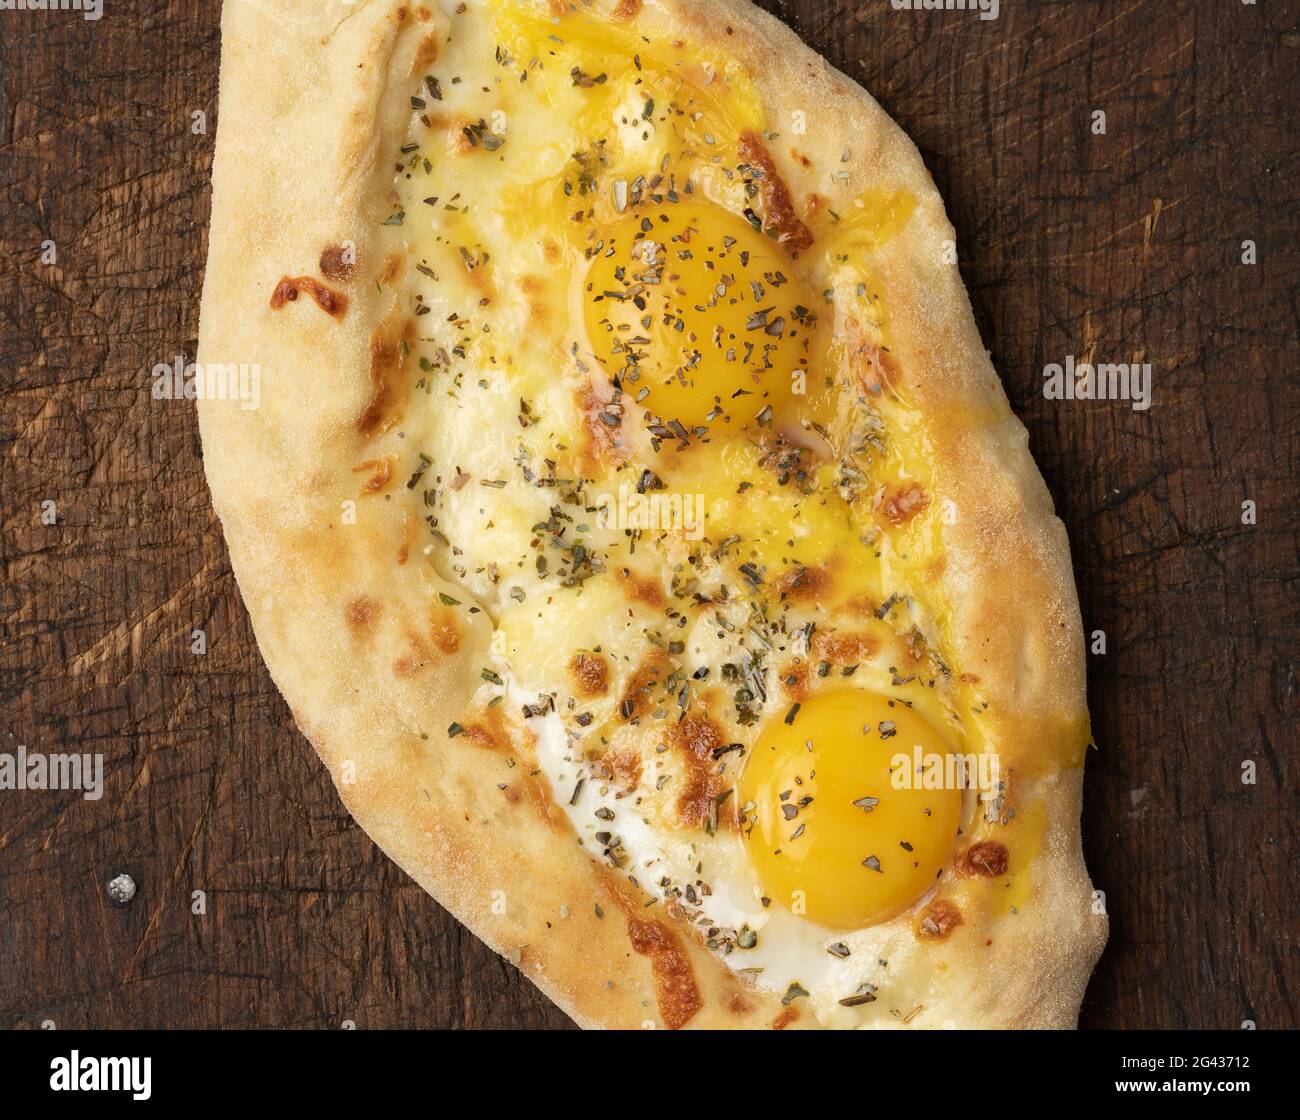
<box><xmin>739</xmin><ymin>689</ymin><xmax>962</xmax><ymax>930</ymax></box>
<box><xmin>581</xmin><ymin>199</ymin><xmax>816</xmax><ymax>433</ymax></box>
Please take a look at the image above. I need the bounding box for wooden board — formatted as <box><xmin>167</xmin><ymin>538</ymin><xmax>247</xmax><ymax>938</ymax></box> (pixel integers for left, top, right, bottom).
<box><xmin>1</xmin><ymin>0</ymin><xmax>1295</xmax><ymax>1030</ymax></box>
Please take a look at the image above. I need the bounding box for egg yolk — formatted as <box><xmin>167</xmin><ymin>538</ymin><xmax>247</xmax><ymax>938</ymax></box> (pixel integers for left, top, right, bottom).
<box><xmin>739</xmin><ymin>689</ymin><xmax>961</xmax><ymax>930</ymax></box>
<box><xmin>581</xmin><ymin>199</ymin><xmax>816</xmax><ymax>432</ymax></box>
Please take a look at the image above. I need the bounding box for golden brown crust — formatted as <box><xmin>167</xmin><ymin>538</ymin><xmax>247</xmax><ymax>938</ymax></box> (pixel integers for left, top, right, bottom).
<box><xmin>737</xmin><ymin>130</ymin><xmax>815</xmax><ymax>255</ymax></box>
<box><xmin>269</xmin><ymin>275</ymin><xmax>348</xmax><ymax>318</ymax></box>
<box><xmin>624</xmin><ymin>914</ymin><xmax>703</xmax><ymax>1030</ymax></box>
<box><xmin>916</xmin><ymin>900</ymin><xmax>964</xmax><ymax>941</ymax></box>
<box><xmin>199</xmin><ymin>0</ymin><xmax>1105</xmax><ymax>1030</ymax></box>
<box><xmin>666</xmin><ymin>711</ymin><xmax>730</xmax><ymax>830</ymax></box>
<box><xmin>568</xmin><ymin>652</ymin><xmax>610</xmax><ymax>698</ymax></box>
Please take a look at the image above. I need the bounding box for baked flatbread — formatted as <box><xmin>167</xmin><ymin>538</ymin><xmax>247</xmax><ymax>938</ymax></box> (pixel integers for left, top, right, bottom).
<box><xmin>198</xmin><ymin>0</ymin><xmax>1106</xmax><ymax>1028</ymax></box>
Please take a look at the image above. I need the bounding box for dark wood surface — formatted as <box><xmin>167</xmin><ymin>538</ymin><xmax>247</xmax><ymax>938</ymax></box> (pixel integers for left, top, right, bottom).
<box><xmin>1</xmin><ymin>0</ymin><xmax>1295</xmax><ymax>1030</ymax></box>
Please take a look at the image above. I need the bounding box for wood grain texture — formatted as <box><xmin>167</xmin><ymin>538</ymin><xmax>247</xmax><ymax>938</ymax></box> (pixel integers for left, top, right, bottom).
<box><xmin>1</xmin><ymin>0</ymin><xmax>1295</xmax><ymax>1030</ymax></box>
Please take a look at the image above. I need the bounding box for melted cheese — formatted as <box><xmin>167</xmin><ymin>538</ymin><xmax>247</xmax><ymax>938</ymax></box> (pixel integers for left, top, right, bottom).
<box><xmin>381</xmin><ymin>0</ymin><xmax>1000</xmax><ymax>1025</ymax></box>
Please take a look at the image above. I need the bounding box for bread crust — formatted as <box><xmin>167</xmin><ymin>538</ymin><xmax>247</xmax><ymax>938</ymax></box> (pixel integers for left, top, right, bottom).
<box><xmin>198</xmin><ymin>0</ymin><xmax>1106</xmax><ymax>1029</ymax></box>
